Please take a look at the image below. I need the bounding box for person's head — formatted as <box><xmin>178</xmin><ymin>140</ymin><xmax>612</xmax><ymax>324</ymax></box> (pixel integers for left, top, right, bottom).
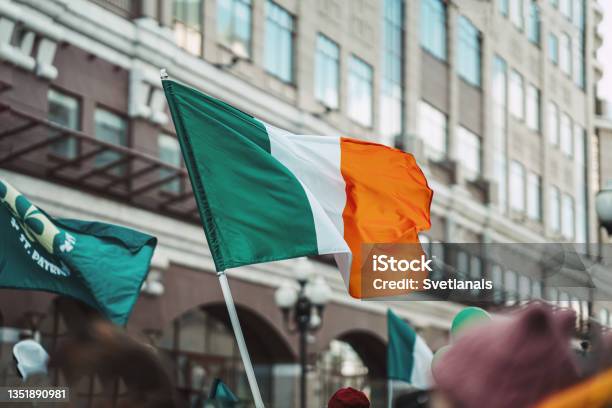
<box><xmin>328</xmin><ymin>387</ymin><xmax>370</xmax><ymax>408</ymax></box>
<box><xmin>432</xmin><ymin>303</ymin><xmax>579</xmax><ymax>408</ymax></box>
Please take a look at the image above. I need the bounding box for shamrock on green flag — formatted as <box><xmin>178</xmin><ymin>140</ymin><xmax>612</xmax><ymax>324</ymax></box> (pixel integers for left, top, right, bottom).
<box><xmin>0</xmin><ymin>178</ymin><xmax>157</xmax><ymax>325</ymax></box>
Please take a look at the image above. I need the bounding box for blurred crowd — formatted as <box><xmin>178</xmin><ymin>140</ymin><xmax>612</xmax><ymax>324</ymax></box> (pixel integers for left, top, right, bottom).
<box><xmin>4</xmin><ymin>302</ymin><xmax>612</xmax><ymax>407</ymax></box>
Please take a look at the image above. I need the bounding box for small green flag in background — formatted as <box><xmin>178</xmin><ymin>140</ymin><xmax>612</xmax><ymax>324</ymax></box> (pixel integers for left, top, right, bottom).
<box><xmin>206</xmin><ymin>378</ymin><xmax>239</xmax><ymax>407</ymax></box>
<box><xmin>387</xmin><ymin>309</ymin><xmax>433</xmax><ymax>389</ymax></box>
<box><xmin>0</xmin><ymin>178</ymin><xmax>157</xmax><ymax>325</ymax></box>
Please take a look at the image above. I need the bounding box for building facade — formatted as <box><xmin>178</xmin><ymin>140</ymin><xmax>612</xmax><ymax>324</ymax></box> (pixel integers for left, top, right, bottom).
<box><xmin>0</xmin><ymin>0</ymin><xmax>606</xmax><ymax>406</ymax></box>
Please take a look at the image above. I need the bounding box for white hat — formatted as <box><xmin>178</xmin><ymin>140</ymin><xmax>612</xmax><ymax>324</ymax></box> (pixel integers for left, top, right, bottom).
<box><xmin>12</xmin><ymin>339</ymin><xmax>49</xmax><ymax>380</ymax></box>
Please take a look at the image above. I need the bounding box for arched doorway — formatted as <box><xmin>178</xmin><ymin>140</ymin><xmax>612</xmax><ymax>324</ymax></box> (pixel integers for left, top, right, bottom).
<box><xmin>158</xmin><ymin>302</ymin><xmax>297</xmax><ymax>407</ymax></box>
<box><xmin>316</xmin><ymin>330</ymin><xmax>387</xmax><ymax>406</ymax></box>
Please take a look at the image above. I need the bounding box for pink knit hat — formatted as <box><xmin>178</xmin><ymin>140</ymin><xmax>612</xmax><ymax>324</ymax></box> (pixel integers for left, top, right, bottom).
<box><xmin>433</xmin><ymin>303</ymin><xmax>579</xmax><ymax>408</ymax></box>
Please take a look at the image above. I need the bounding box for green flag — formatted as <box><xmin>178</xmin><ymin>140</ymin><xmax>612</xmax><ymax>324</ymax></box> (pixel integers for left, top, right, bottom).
<box><xmin>206</xmin><ymin>378</ymin><xmax>239</xmax><ymax>407</ymax></box>
<box><xmin>387</xmin><ymin>309</ymin><xmax>433</xmax><ymax>389</ymax></box>
<box><xmin>0</xmin><ymin>178</ymin><xmax>157</xmax><ymax>325</ymax></box>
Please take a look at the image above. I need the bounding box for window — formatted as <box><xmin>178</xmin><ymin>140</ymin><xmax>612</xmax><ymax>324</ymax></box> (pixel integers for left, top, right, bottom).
<box><xmin>532</xmin><ymin>280</ymin><xmax>543</xmax><ymax>299</ymax></box>
<box><xmin>562</xmin><ymin>193</ymin><xmax>575</xmax><ymax>239</ymax></box>
<box><xmin>418</xmin><ymin>101</ymin><xmax>448</xmax><ymax>160</ymax></box>
<box><xmin>510</xmin><ymin>161</ymin><xmax>526</xmax><ymax>212</ymax></box>
<box><xmin>315</xmin><ymin>34</ymin><xmax>340</xmax><ymax>109</ymax></box>
<box><xmin>526</xmin><ymin>84</ymin><xmax>540</xmax><ymax>131</ymax></box>
<box><xmin>492</xmin><ymin>56</ymin><xmax>508</xmax><ymax>214</ymax></box>
<box><xmin>94</xmin><ymin>108</ymin><xmax>128</xmax><ymax>175</ymax></box>
<box><xmin>574</xmin><ymin>125</ymin><xmax>588</xmax><ymax>242</ymax></box>
<box><xmin>469</xmin><ymin>256</ymin><xmax>483</xmax><ymax>295</ymax></box>
<box><xmin>509</xmin><ymin>70</ymin><xmax>524</xmax><ymax>120</ymax></box>
<box><xmin>499</xmin><ymin>0</ymin><xmax>509</xmax><ymax>16</ymax></box>
<box><xmin>265</xmin><ymin>1</ymin><xmax>295</xmax><ymax>83</ymax></box>
<box><xmin>505</xmin><ymin>270</ymin><xmax>518</xmax><ymax>303</ymax></box>
<box><xmin>574</xmin><ymin>33</ymin><xmax>585</xmax><ymax>89</ymax></box>
<box><xmin>600</xmin><ymin>309</ymin><xmax>610</xmax><ymax>326</ymax></box>
<box><xmin>560</xmin><ymin>0</ymin><xmax>572</xmax><ymax>19</ymax></box>
<box><xmin>548</xmin><ymin>102</ymin><xmax>560</xmax><ymax>146</ymax></box>
<box><xmin>48</xmin><ymin>89</ymin><xmax>80</xmax><ymax>158</ymax></box>
<box><xmin>548</xmin><ymin>33</ymin><xmax>558</xmax><ymax>65</ymax></box>
<box><xmin>457</xmin><ymin>126</ymin><xmax>481</xmax><ymax>176</ymax></box>
<box><xmin>457</xmin><ymin>16</ymin><xmax>481</xmax><ymax>87</ymax></box>
<box><xmin>381</xmin><ymin>0</ymin><xmax>405</xmax><ymax>142</ymax></box>
<box><xmin>560</xmin><ymin>112</ymin><xmax>573</xmax><ymax>157</ymax></box>
<box><xmin>159</xmin><ymin>134</ymin><xmax>182</xmax><ymax>193</ymax></box>
<box><xmin>527</xmin><ymin>172</ymin><xmax>542</xmax><ymax>220</ymax></box>
<box><xmin>456</xmin><ymin>251</ymin><xmax>469</xmax><ymax>279</ymax></box>
<box><xmin>519</xmin><ymin>275</ymin><xmax>531</xmax><ymax>299</ymax></box>
<box><xmin>528</xmin><ymin>1</ymin><xmax>541</xmax><ymax>45</ymax></box>
<box><xmin>560</xmin><ymin>33</ymin><xmax>572</xmax><ymax>75</ymax></box>
<box><xmin>573</xmin><ymin>0</ymin><xmax>585</xmax><ymax>28</ymax></box>
<box><xmin>547</xmin><ymin>286</ymin><xmax>559</xmax><ymax>303</ymax></box>
<box><xmin>173</xmin><ymin>0</ymin><xmax>203</xmax><ymax>56</ymax></box>
<box><xmin>510</xmin><ymin>0</ymin><xmax>524</xmax><ymax>29</ymax></box>
<box><xmin>217</xmin><ymin>0</ymin><xmax>252</xmax><ymax>56</ymax></box>
<box><xmin>491</xmin><ymin>265</ymin><xmax>504</xmax><ymax>303</ymax></box>
<box><xmin>421</xmin><ymin>0</ymin><xmax>447</xmax><ymax>60</ymax></box>
<box><xmin>348</xmin><ymin>56</ymin><xmax>373</xmax><ymax>127</ymax></box>
<box><xmin>550</xmin><ymin>186</ymin><xmax>561</xmax><ymax>233</ymax></box>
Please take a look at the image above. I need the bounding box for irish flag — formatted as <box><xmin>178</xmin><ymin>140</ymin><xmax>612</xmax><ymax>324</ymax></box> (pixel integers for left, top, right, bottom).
<box><xmin>162</xmin><ymin>79</ymin><xmax>432</xmax><ymax>298</ymax></box>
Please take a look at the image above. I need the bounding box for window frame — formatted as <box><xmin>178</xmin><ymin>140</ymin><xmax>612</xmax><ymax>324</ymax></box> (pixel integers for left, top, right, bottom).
<box><xmin>173</xmin><ymin>0</ymin><xmax>204</xmax><ymax>56</ymax></box>
<box><xmin>264</xmin><ymin>0</ymin><xmax>296</xmax><ymax>84</ymax></box>
<box><xmin>526</xmin><ymin>83</ymin><xmax>541</xmax><ymax>132</ymax></box>
<box><xmin>216</xmin><ymin>0</ymin><xmax>253</xmax><ymax>57</ymax></box>
<box><xmin>509</xmin><ymin>69</ymin><xmax>525</xmax><ymax>120</ymax></box>
<box><xmin>347</xmin><ymin>54</ymin><xmax>374</xmax><ymax>128</ymax></box>
<box><xmin>47</xmin><ymin>87</ymin><xmax>82</xmax><ymax>159</ymax></box>
<box><xmin>420</xmin><ymin>0</ymin><xmax>447</xmax><ymax>61</ymax></box>
<box><xmin>314</xmin><ymin>33</ymin><xmax>340</xmax><ymax>109</ymax></box>
<box><xmin>527</xmin><ymin>171</ymin><xmax>542</xmax><ymax>221</ymax></box>
<box><xmin>510</xmin><ymin>160</ymin><xmax>526</xmax><ymax>213</ymax></box>
<box><xmin>457</xmin><ymin>15</ymin><xmax>482</xmax><ymax>87</ymax></box>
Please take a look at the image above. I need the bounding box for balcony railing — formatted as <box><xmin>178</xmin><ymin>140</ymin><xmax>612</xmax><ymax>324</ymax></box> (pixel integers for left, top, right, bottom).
<box><xmin>0</xmin><ymin>103</ymin><xmax>200</xmax><ymax>224</ymax></box>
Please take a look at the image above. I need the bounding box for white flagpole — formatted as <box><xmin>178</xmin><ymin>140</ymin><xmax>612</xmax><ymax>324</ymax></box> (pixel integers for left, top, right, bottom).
<box><xmin>160</xmin><ymin>69</ymin><xmax>263</xmax><ymax>407</ymax></box>
<box><xmin>387</xmin><ymin>378</ymin><xmax>393</xmax><ymax>408</ymax></box>
<box><xmin>218</xmin><ymin>271</ymin><xmax>265</xmax><ymax>408</ymax></box>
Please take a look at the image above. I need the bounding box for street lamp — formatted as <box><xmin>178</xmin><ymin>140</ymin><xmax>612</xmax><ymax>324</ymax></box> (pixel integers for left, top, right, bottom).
<box><xmin>274</xmin><ymin>259</ymin><xmax>332</xmax><ymax>408</ymax></box>
<box><xmin>596</xmin><ymin>181</ymin><xmax>612</xmax><ymax>236</ymax></box>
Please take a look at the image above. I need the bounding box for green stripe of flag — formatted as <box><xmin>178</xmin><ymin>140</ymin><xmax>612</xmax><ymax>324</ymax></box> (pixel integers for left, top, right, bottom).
<box><xmin>162</xmin><ymin>79</ymin><xmax>318</xmax><ymax>271</ymax></box>
<box><xmin>387</xmin><ymin>308</ymin><xmax>416</xmax><ymax>382</ymax></box>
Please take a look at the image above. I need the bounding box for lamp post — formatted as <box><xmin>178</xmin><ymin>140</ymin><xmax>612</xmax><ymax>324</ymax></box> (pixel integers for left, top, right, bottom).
<box><xmin>596</xmin><ymin>181</ymin><xmax>612</xmax><ymax>237</ymax></box>
<box><xmin>274</xmin><ymin>260</ymin><xmax>332</xmax><ymax>408</ymax></box>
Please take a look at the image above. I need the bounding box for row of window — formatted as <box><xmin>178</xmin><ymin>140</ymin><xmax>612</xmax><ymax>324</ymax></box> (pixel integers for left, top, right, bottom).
<box><xmin>548</xmin><ymin>31</ymin><xmax>586</xmax><ymax>87</ymax></box>
<box><xmin>421</xmin><ymin>0</ymin><xmax>482</xmax><ymax>88</ymax></box>
<box><xmin>417</xmin><ymin>100</ymin><xmax>481</xmax><ymax>176</ymax></box>
<box><xmin>48</xmin><ymin>88</ymin><xmax>183</xmax><ymax>192</ymax></box>
<box><xmin>509</xmin><ymin>70</ymin><xmax>542</xmax><ymax>132</ymax></box>
<box><xmin>419</xmin><ymin>238</ymin><xmax>591</xmax><ymax>318</ymax></box>
<box><xmin>508</xmin><ymin>160</ymin><xmax>577</xmax><ymax>239</ymax></box>
<box><xmin>549</xmin><ymin>0</ymin><xmax>586</xmax><ymax>28</ymax></box>
<box><xmin>499</xmin><ymin>0</ymin><xmax>541</xmax><ymax>46</ymax></box>
<box><xmin>548</xmin><ymin>102</ymin><xmax>585</xmax><ymax>157</ymax></box>
<box><xmin>507</xmin><ymin>66</ymin><xmax>583</xmax><ymax>158</ymax></box>
<box><xmin>175</xmin><ymin>0</ymin><xmax>405</xmax><ymax>130</ymax></box>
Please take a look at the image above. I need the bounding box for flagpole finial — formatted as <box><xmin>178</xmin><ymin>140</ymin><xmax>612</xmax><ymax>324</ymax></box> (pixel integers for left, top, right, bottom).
<box><xmin>160</xmin><ymin>69</ymin><xmax>169</xmax><ymax>80</ymax></box>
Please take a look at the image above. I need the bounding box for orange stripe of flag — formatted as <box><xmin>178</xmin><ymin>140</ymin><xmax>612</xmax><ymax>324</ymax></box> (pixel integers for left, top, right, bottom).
<box><xmin>339</xmin><ymin>137</ymin><xmax>433</xmax><ymax>298</ymax></box>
